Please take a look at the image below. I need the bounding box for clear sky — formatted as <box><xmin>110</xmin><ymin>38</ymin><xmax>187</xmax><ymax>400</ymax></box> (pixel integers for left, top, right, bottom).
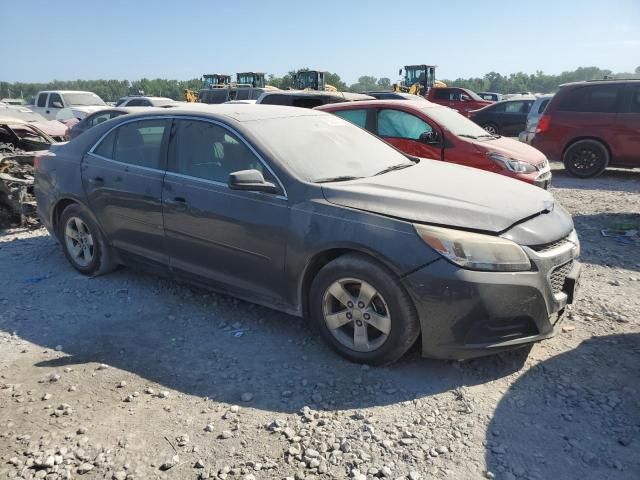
<box><xmin>1</xmin><ymin>0</ymin><xmax>639</xmax><ymax>84</ymax></box>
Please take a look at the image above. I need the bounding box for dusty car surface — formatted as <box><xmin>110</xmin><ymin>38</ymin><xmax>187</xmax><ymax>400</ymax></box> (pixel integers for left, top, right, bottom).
<box><xmin>35</xmin><ymin>105</ymin><xmax>581</xmax><ymax>364</ymax></box>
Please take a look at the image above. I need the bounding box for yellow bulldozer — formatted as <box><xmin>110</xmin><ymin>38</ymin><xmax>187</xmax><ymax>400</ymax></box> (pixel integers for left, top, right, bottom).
<box><xmin>392</xmin><ymin>64</ymin><xmax>446</xmax><ymax>97</ymax></box>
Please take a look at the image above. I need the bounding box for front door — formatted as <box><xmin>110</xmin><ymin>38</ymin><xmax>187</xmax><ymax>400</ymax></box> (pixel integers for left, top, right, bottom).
<box><xmin>81</xmin><ymin>118</ymin><xmax>170</xmax><ymax>264</ymax></box>
<box><xmin>375</xmin><ymin>108</ymin><xmax>442</xmax><ymax>160</ymax></box>
<box><xmin>162</xmin><ymin>118</ymin><xmax>289</xmax><ymax>304</ymax></box>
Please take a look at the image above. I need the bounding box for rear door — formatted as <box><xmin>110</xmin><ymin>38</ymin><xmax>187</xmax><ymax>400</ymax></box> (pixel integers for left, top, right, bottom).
<box><xmin>614</xmin><ymin>83</ymin><xmax>640</xmax><ymax>166</ymax></box>
<box><xmin>162</xmin><ymin>118</ymin><xmax>289</xmax><ymax>303</ymax></box>
<box><xmin>374</xmin><ymin>108</ymin><xmax>442</xmax><ymax>160</ymax></box>
<box><xmin>81</xmin><ymin>118</ymin><xmax>170</xmax><ymax>264</ymax></box>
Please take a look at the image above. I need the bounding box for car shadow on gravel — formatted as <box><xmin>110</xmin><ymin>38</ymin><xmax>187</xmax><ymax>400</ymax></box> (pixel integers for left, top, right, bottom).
<box><xmin>1</xmin><ymin>233</ymin><xmax>533</xmax><ymax>414</ymax></box>
<box><xmin>571</xmin><ymin>212</ymin><xmax>640</xmax><ymax>271</ymax></box>
<box><xmin>551</xmin><ymin>165</ymin><xmax>640</xmax><ymax>193</ymax></box>
<box><xmin>485</xmin><ymin>333</ymin><xmax>640</xmax><ymax>480</ymax></box>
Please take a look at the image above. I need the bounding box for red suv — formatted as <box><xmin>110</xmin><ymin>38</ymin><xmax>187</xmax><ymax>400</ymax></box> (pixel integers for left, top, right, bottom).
<box><xmin>532</xmin><ymin>80</ymin><xmax>640</xmax><ymax>177</ymax></box>
<box><xmin>426</xmin><ymin>87</ymin><xmax>493</xmax><ymax>116</ymax></box>
<box><xmin>315</xmin><ymin>100</ymin><xmax>551</xmax><ymax>188</ymax></box>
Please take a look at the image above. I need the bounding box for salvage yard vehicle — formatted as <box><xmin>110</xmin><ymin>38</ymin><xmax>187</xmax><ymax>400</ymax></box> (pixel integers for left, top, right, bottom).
<box><xmin>316</xmin><ymin>99</ymin><xmax>552</xmax><ymax>188</ymax></box>
<box><xmin>30</xmin><ymin>90</ymin><xmax>107</xmax><ymax>121</ymax></box>
<box><xmin>468</xmin><ymin>97</ymin><xmax>536</xmax><ymax>136</ymax></box>
<box><xmin>0</xmin><ymin>118</ymin><xmax>57</xmax><ymax>154</ymax></box>
<box><xmin>477</xmin><ymin>92</ymin><xmax>503</xmax><ymax>102</ymax></box>
<box><xmin>115</xmin><ymin>96</ymin><xmax>176</xmax><ymax>107</ymax></box>
<box><xmin>427</xmin><ymin>87</ymin><xmax>493</xmax><ymax>116</ymax></box>
<box><xmin>67</xmin><ymin>107</ymin><xmax>178</xmax><ymax>140</ymax></box>
<box><xmin>256</xmin><ymin>90</ymin><xmax>374</xmax><ymax>108</ymax></box>
<box><xmin>519</xmin><ymin>94</ymin><xmax>553</xmax><ymax>144</ymax></box>
<box><xmin>35</xmin><ymin>105</ymin><xmax>581</xmax><ymax>365</ymax></box>
<box><xmin>532</xmin><ymin>79</ymin><xmax>640</xmax><ymax>177</ymax></box>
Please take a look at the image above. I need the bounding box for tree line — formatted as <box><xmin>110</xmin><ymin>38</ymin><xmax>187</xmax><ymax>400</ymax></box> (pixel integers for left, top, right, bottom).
<box><xmin>2</xmin><ymin>66</ymin><xmax>639</xmax><ymax>102</ymax></box>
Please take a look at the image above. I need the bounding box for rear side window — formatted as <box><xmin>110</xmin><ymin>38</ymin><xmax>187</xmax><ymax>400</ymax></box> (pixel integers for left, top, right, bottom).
<box><xmin>333</xmin><ymin>109</ymin><xmax>368</xmax><ymax>128</ymax></box>
<box><xmin>88</xmin><ymin>111</ymin><xmax>112</xmax><ymax>127</ymax></box>
<box><xmin>504</xmin><ymin>101</ymin><xmax>525</xmax><ymax>113</ymax></box>
<box><xmin>171</xmin><ymin>119</ymin><xmax>265</xmax><ymax>183</ymax></box>
<box><xmin>377</xmin><ymin>109</ymin><xmax>432</xmax><ymax>140</ymax></box>
<box><xmin>37</xmin><ymin>94</ymin><xmax>47</xmax><ymax>107</ymax></box>
<box><xmin>259</xmin><ymin>94</ymin><xmax>288</xmax><ymax>105</ymax></box>
<box><xmin>93</xmin><ymin>119</ymin><xmax>168</xmax><ymax>169</ymax></box>
<box><xmin>538</xmin><ymin>99</ymin><xmax>550</xmax><ymax>114</ymax></box>
<box><xmin>433</xmin><ymin>89</ymin><xmax>450</xmax><ymax>100</ymax></box>
<box><xmin>558</xmin><ymin>85</ymin><xmax>622</xmax><ymax>113</ymax></box>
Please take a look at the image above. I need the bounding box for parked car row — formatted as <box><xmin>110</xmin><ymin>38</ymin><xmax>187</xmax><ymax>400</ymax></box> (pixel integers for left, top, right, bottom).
<box><xmin>35</xmin><ymin>104</ymin><xmax>581</xmax><ymax>365</ymax></box>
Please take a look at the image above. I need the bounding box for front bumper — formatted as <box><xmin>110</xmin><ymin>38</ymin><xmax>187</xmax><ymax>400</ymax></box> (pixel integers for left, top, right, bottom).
<box><xmin>402</xmin><ymin>246</ymin><xmax>581</xmax><ymax>360</ymax></box>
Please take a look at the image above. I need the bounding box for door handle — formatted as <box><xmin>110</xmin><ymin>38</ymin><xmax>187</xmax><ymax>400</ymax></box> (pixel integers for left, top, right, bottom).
<box><xmin>164</xmin><ymin>197</ymin><xmax>188</xmax><ymax>207</ymax></box>
<box><xmin>88</xmin><ymin>177</ymin><xmax>104</xmax><ymax>185</ymax></box>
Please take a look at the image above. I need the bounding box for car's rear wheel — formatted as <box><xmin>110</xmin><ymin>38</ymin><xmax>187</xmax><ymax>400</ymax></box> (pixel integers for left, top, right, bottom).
<box><xmin>483</xmin><ymin>123</ymin><xmax>499</xmax><ymax>135</ymax></box>
<box><xmin>310</xmin><ymin>254</ymin><xmax>420</xmax><ymax>365</ymax></box>
<box><xmin>563</xmin><ymin>139</ymin><xmax>609</xmax><ymax>178</ymax></box>
<box><xmin>59</xmin><ymin>204</ymin><xmax>115</xmax><ymax>276</ymax></box>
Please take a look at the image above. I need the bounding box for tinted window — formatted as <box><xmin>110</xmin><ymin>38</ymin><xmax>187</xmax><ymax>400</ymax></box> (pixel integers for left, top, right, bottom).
<box><xmin>538</xmin><ymin>99</ymin><xmax>550</xmax><ymax>114</ymax></box>
<box><xmin>172</xmin><ymin>120</ymin><xmax>264</xmax><ymax>183</ymax></box>
<box><xmin>292</xmin><ymin>97</ymin><xmax>326</xmax><ymax>108</ymax></box>
<box><xmin>433</xmin><ymin>89</ymin><xmax>450</xmax><ymax>100</ymax></box>
<box><xmin>37</xmin><ymin>94</ymin><xmax>47</xmax><ymax>108</ymax></box>
<box><xmin>558</xmin><ymin>85</ymin><xmax>622</xmax><ymax>113</ymax></box>
<box><xmin>112</xmin><ymin>119</ymin><xmax>168</xmax><ymax>168</ymax></box>
<box><xmin>48</xmin><ymin>93</ymin><xmax>63</xmax><ymax>108</ymax></box>
<box><xmin>504</xmin><ymin>101</ymin><xmax>525</xmax><ymax>113</ymax></box>
<box><xmin>126</xmin><ymin>98</ymin><xmax>150</xmax><ymax>107</ymax></box>
<box><xmin>377</xmin><ymin>109</ymin><xmax>432</xmax><ymax>140</ymax></box>
<box><xmin>94</xmin><ymin>130</ymin><xmax>116</xmax><ymax>158</ymax></box>
<box><xmin>259</xmin><ymin>94</ymin><xmax>288</xmax><ymax>105</ymax></box>
<box><xmin>88</xmin><ymin>111</ymin><xmax>113</xmax><ymax>127</ymax></box>
<box><xmin>629</xmin><ymin>85</ymin><xmax>640</xmax><ymax>113</ymax></box>
<box><xmin>333</xmin><ymin>109</ymin><xmax>367</xmax><ymax>128</ymax></box>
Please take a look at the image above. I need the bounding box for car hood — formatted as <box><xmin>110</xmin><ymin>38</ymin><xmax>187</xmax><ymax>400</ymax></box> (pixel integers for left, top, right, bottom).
<box><xmin>321</xmin><ymin>161</ymin><xmax>555</xmax><ymax>233</ymax></box>
<box><xmin>471</xmin><ymin>136</ymin><xmax>547</xmax><ymax>165</ymax></box>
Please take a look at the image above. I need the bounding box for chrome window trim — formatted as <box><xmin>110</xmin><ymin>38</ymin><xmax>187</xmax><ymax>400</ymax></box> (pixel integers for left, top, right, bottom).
<box><xmin>86</xmin><ymin>152</ymin><xmax>166</xmax><ymax>175</ymax></box>
<box><xmin>88</xmin><ymin>114</ymin><xmax>288</xmax><ymax>199</ymax></box>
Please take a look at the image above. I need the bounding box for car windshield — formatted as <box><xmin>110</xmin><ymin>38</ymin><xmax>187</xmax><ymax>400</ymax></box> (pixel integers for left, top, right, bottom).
<box><xmin>63</xmin><ymin>93</ymin><xmax>106</xmax><ymax>106</ymax></box>
<box><xmin>248</xmin><ymin>114</ymin><xmax>414</xmax><ymax>182</ymax></box>
<box><xmin>422</xmin><ymin>106</ymin><xmax>493</xmax><ymax>138</ymax></box>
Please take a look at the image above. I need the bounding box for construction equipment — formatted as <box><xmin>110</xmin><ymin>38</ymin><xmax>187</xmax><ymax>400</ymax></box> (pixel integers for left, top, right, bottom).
<box><xmin>203</xmin><ymin>74</ymin><xmax>232</xmax><ymax>89</ymax></box>
<box><xmin>393</xmin><ymin>65</ymin><xmax>445</xmax><ymax>97</ymax></box>
<box><xmin>293</xmin><ymin>70</ymin><xmax>337</xmax><ymax>92</ymax></box>
<box><xmin>236</xmin><ymin>72</ymin><xmax>266</xmax><ymax>88</ymax></box>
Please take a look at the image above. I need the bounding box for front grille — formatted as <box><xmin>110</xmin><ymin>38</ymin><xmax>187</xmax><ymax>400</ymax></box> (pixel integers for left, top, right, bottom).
<box><xmin>530</xmin><ymin>236</ymin><xmax>571</xmax><ymax>253</ymax></box>
<box><xmin>550</xmin><ymin>261</ymin><xmax>573</xmax><ymax>294</ymax></box>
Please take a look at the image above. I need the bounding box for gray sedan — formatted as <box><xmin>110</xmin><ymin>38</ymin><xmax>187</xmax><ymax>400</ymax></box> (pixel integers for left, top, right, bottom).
<box><xmin>35</xmin><ymin>105</ymin><xmax>581</xmax><ymax>364</ymax></box>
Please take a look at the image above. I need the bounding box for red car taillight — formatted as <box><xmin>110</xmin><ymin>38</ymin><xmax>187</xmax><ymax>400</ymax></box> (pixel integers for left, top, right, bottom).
<box><xmin>536</xmin><ymin>114</ymin><xmax>551</xmax><ymax>134</ymax></box>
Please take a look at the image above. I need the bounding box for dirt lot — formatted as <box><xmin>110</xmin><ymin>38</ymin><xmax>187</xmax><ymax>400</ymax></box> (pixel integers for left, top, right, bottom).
<box><xmin>1</xmin><ymin>164</ymin><xmax>639</xmax><ymax>480</ymax></box>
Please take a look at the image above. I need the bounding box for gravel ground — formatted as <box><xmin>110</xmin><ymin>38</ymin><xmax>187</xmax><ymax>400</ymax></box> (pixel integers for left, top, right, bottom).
<box><xmin>0</xmin><ymin>164</ymin><xmax>639</xmax><ymax>480</ymax></box>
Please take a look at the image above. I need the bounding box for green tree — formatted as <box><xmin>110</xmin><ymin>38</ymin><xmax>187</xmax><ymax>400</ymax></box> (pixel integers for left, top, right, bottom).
<box><xmin>377</xmin><ymin>77</ymin><xmax>391</xmax><ymax>89</ymax></box>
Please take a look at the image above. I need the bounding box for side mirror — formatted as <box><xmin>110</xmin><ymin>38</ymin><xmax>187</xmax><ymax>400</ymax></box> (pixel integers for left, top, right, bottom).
<box><xmin>228</xmin><ymin>169</ymin><xmax>279</xmax><ymax>194</ymax></box>
<box><xmin>460</xmin><ymin>95</ymin><xmax>470</xmax><ymax>102</ymax></box>
<box><xmin>52</xmin><ymin>101</ymin><xmax>64</xmax><ymax>108</ymax></box>
<box><xmin>419</xmin><ymin>130</ymin><xmax>440</xmax><ymax>144</ymax></box>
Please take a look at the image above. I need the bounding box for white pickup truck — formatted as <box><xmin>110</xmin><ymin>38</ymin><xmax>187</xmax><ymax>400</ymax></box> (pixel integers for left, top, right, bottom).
<box><xmin>30</xmin><ymin>90</ymin><xmax>108</xmax><ymax>121</ymax></box>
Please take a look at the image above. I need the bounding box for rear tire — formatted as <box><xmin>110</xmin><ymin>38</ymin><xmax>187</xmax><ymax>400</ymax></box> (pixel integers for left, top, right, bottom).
<box><xmin>563</xmin><ymin>139</ymin><xmax>609</xmax><ymax>178</ymax></box>
<box><xmin>309</xmin><ymin>253</ymin><xmax>420</xmax><ymax>365</ymax></box>
<box><xmin>58</xmin><ymin>204</ymin><xmax>115</xmax><ymax>276</ymax></box>
<box><xmin>483</xmin><ymin>123</ymin><xmax>499</xmax><ymax>135</ymax></box>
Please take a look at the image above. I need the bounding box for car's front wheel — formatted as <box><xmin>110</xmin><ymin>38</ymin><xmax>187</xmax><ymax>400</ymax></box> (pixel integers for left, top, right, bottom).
<box><xmin>59</xmin><ymin>204</ymin><xmax>115</xmax><ymax>276</ymax></box>
<box><xmin>483</xmin><ymin>123</ymin><xmax>499</xmax><ymax>135</ymax></box>
<box><xmin>563</xmin><ymin>139</ymin><xmax>609</xmax><ymax>178</ymax></box>
<box><xmin>310</xmin><ymin>254</ymin><xmax>420</xmax><ymax>365</ymax></box>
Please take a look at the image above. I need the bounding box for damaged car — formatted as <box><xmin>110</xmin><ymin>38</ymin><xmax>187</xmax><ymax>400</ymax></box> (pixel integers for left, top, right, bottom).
<box><xmin>35</xmin><ymin>105</ymin><xmax>581</xmax><ymax>364</ymax></box>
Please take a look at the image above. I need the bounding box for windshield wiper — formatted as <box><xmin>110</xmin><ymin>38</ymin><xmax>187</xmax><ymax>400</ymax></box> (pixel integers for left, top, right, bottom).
<box><xmin>314</xmin><ymin>175</ymin><xmax>363</xmax><ymax>183</ymax></box>
<box><xmin>373</xmin><ymin>163</ymin><xmax>414</xmax><ymax>176</ymax></box>
<box><xmin>458</xmin><ymin>134</ymin><xmax>478</xmax><ymax>139</ymax></box>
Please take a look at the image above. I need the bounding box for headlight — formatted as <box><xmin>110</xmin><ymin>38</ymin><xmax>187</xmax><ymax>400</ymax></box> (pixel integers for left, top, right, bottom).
<box><xmin>488</xmin><ymin>153</ymin><xmax>537</xmax><ymax>174</ymax></box>
<box><xmin>415</xmin><ymin>224</ymin><xmax>531</xmax><ymax>272</ymax></box>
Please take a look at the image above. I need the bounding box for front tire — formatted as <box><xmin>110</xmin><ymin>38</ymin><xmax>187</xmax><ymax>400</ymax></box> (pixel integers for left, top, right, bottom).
<box><xmin>58</xmin><ymin>204</ymin><xmax>115</xmax><ymax>276</ymax></box>
<box><xmin>563</xmin><ymin>139</ymin><xmax>609</xmax><ymax>178</ymax></box>
<box><xmin>309</xmin><ymin>254</ymin><xmax>420</xmax><ymax>365</ymax></box>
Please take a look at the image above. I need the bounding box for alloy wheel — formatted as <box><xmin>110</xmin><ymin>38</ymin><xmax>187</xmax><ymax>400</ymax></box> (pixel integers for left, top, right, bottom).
<box><xmin>322</xmin><ymin>278</ymin><xmax>391</xmax><ymax>352</ymax></box>
<box><xmin>570</xmin><ymin>147</ymin><xmax>600</xmax><ymax>174</ymax></box>
<box><xmin>483</xmin><ymin>124</ymin><xmax>498</xmax><ymax>135</ymax></box>
<box><xmin>64</xmin><ymin>216</ymin><xmax>95</xmax><ymax>267</ymax></box>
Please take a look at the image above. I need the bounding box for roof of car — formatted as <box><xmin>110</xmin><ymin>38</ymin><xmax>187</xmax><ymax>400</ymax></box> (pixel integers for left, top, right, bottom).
<box><xmin>559</xmin><ymin>79</ymin><xmax>640</xmax><ymax>87</ymax></box>
<box><xmin>315</xmin><ymin>99</ymin><xmax>445</xmax><ymax>111</ymax></box>
<box><xmin>116</xmin><ymin>104</ymin><xmax>326</xmax><ymax>123</ymax></box>
<box><xmin>38</xmin><ymin>90</ymin><xmax>99</xmax><ymax>94</ymax></box>
<box><xmin>260</xmin><ymin>90</ymin><xmax>374</xmax><ymax>101</ymax></box>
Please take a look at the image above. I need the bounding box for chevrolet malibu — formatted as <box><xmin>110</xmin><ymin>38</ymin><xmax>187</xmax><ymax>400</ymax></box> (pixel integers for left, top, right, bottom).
<box><xmin>35</xmin><ymin>105</ymin><xmax>581</xmax><ymax>365</ymax></box>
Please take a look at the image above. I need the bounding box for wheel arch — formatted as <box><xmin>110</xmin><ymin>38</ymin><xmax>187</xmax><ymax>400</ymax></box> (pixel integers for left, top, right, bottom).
<box><xmin>52</xmin><ymin>197</ymin><xmax>103</xmax><ymax>239</ymax></box>
<box><xmin>298</xmin><ymin>247</ymin><xmax>403</xmax><ymax>318</ymax></box>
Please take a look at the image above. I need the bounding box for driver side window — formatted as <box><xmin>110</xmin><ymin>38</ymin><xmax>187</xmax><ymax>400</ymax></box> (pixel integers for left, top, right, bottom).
<box><xmin>377</xmin><ymin>109</ymin><xmax>432</xmax><ymax>141</ymax></box>
<box><xmin>48</xmin><ymin>93</ymin><xmax>63</xmax><ymax>108</ymax></box>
